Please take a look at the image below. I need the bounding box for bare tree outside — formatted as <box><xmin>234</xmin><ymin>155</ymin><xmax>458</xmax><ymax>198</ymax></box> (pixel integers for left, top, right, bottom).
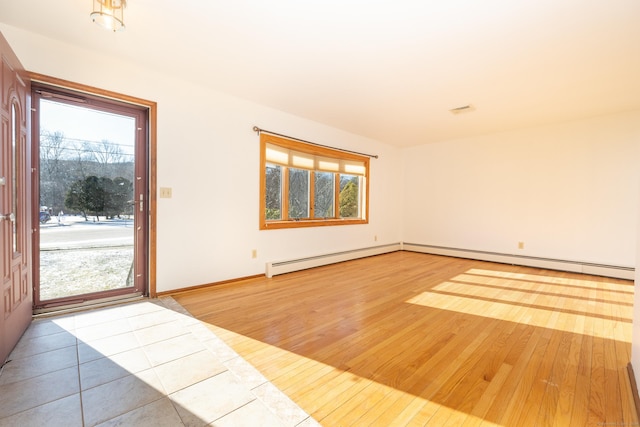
<box><xmin>39</xmin><ymin>130</ymin><xmax>70</xmax><ymax>215</ymax></box>
<box><xmin>40</xmin><ymin>131</ymin><xmax>134</xmax><ymax>216</ymax></box>
<box><xmin>314</xmin><ymin>171</ymin><xmax>334</xmax><ymax>218</ymax></box>
<box><xmin>83</xmin><ymin>139</ymin><xmax>127</xmax><ymax>171</ymax></box>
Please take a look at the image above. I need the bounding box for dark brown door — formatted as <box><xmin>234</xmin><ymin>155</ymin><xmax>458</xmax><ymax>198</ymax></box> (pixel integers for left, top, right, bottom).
<box><xmin>0</xmin><ymin>32</ymin><xmax>32</xmax><ymax>363</ymax></box>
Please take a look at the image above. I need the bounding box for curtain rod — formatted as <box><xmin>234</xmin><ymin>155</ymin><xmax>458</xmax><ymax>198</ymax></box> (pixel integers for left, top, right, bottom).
<box><xmin>253</xmin><ymin>126</ymin><xmax>378</xmax><ymax>159</ymax></box>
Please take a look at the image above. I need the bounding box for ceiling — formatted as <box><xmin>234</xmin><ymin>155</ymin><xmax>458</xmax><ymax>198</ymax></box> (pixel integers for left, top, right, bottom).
<box><xmin>1</xmin><ymin>0</ymin><xmax>639</xmax><ymax>147</ymax></box>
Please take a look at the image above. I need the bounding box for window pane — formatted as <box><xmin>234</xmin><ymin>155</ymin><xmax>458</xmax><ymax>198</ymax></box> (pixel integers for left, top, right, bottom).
<box><xmin>288</xmin><ymin>168</ymin><xmax>309</xmax><ymax>218</ymax></box>
<box><xmin>314</xmin><ymin>171</ymin><xmax>334</xmax><ymax>218</ymax></box>
<box><xmin>260</xmin><ymin>134</ymin><xmax>369</xmax><ymax>229</ymax></box>
<box><xmin>265</xmin><ymin>144</ymin><xmax>289</xmax><ymax>165</ymax></box>
<box><xmin>265</xmin><ymin>164</ymin><xmax>282</xmax><ymax>220</ymax></box>
<box><xmin>11</xmin><ymin>103</ymin><xmax>19</xmax><ymax>253</ymax></box>
<box><xmin>339</xmin><ymin>174</ymin><xmax>360</xmax><ymax>218</ymax></box>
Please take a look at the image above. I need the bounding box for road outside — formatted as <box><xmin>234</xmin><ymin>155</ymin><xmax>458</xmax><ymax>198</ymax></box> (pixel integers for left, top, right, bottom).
<box><xmin>39</xmin><ymin>214</ymin><xmax>134</xmax><ymax>300</ymax></box>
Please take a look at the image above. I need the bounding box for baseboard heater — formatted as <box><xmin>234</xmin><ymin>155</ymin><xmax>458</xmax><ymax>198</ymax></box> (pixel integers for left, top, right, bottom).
<box><xmin>266</xmin><ymin>243</ymin><xmax>401</xmax><ymax>278</ymax></box>
<box><xmin>402</xmin><ymin>243</ymin><xmax>635</xmax><ymax>281</ymax></box>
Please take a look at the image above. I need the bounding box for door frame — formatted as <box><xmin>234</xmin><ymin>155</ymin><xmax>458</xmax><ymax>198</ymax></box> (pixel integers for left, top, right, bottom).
<box><xmin>29</xmin><ymin>73</ymin><xmax>157</xmax><ymax>307</ymax></box>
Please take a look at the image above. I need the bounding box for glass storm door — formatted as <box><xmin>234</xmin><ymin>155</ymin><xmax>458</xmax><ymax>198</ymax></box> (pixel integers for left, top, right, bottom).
<box><xmin>32</xmin><ymin>85</ymin><xmax>148</xmax><ymax>309</ymax></box>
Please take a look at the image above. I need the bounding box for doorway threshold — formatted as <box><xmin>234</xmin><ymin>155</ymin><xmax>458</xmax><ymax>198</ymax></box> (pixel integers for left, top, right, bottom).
<box><xmin>33</xmin><ymin>293</ymin><xmax>145</xmax><ymax>318</ymax></box>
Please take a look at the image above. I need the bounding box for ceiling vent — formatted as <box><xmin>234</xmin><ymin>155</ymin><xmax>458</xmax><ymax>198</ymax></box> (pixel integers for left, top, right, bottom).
<box><xmin>449</xmin><ymin>104</ymin><xmax>475</xmax><ymax>114</ymax></box>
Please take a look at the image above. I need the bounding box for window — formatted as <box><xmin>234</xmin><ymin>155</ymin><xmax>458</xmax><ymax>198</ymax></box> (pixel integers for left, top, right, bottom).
<box><xmin>260</xmin><ymin>133</ymin><xmax>369</xmax><ymax>229</ymax></box>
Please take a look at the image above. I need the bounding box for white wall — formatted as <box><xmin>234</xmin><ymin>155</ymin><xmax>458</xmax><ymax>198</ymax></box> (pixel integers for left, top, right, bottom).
<box><xmin>402</xmin><ymin>111</ymin><xmax>640</xmax><ymax>267</ymax></box>
<box><xmin>4</xmin><ymin>24</ymin><xmax>640</xmax><ymax>390</ymax></box>
<box><xmin>0</xmin><ymin>25</ymin><xmax>403</xmax><ymax>293</ymax></box>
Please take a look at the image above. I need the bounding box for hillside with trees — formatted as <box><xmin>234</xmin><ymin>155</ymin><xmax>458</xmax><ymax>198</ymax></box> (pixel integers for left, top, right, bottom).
<box><xmin>39</xmin><ymin>130</ymin><xmax>134</xmax><ymax>219</ymax></box>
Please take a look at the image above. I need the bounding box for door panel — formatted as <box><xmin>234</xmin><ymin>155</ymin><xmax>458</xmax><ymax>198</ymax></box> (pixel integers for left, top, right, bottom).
<box><xmin>0</xmin><ymin>31</ymin><xmax>32</xmax><ymax>363</ymax></box>
<box><xmin>32</xmin><ymin>85</ymin><xmax>148</xmax><ymax>309</ymax></box>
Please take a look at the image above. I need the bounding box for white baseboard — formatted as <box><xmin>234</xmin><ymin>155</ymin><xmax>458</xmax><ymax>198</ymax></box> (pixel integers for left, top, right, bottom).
<box><xmin>402</xmin><ymin>243</ymin><xmax>635</xmax><ymax>280</ymax></box>
<box><xmin>265</xmin><ymin>242</ymin><xmax>634</xmax><ymax>280</ymax></box>
<box><xmin>265</xmin><ymin>243</ymin><xmax>401</xmax><ymax>278</ymax></box>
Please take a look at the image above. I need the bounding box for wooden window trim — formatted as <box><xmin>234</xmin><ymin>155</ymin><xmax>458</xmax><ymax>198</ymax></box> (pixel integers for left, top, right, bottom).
<box><xmin>260</xmin><ymin>133</ymin><xmax>369</xmax><ymax>230</ymax></box>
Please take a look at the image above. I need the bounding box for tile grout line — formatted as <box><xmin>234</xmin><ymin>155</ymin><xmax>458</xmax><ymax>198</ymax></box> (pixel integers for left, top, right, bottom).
<box><xmin>2</xmin><ymin>298</ymin><xmax>318</xmax><ymax>426</ymax></box>
<box><xmin>75</xmin><ymin>333</ymin><xmax>87</xmax><ymax>427</ymax></box>
<box><xmin>125</xmin><ymin>308</ymin><xmax>188</xmax><ymax>427</ymax></box>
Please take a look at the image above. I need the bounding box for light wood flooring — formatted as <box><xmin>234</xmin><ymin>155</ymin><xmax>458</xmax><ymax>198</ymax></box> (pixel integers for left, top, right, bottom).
<box><xmin>173</xmin><ymin>251</ymin><xmax>638</xmax><ymax>426</ymax></box>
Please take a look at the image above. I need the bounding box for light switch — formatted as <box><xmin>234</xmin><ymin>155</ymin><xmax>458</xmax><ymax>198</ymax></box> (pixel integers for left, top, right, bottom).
<box><xmin>159</xmin><ymin>187</ymin><xmax>172</xmax><ymax>198</ymax></box>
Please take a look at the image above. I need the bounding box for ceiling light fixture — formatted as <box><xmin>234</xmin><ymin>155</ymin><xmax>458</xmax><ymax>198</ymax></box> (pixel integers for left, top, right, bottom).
<box><xmin>91</xmin><ymin>0</ymin><xmax>126</xmax><ymax>32</ymax></box>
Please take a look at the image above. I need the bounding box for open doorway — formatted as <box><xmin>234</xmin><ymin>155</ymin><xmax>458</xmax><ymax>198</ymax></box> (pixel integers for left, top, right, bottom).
<box><xmin>32</xmin><ymin>83</ymin><xmax>149</xmax><ymax>310</ymax></box>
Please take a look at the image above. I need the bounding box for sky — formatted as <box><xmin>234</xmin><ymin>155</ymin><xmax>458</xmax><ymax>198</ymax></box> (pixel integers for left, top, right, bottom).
<box><xmin>39</xmin><ymin>99</ymin><xmax>136</xmax><ymax>157</ymax></box>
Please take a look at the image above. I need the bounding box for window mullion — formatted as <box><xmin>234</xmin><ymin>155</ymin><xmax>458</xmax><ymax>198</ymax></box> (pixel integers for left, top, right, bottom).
<box><xmin>309</xmin><ymin>171</ymin><xmax>316</xmax><ymax>219</ymax></box>
<box><xmin>335</xmin><ymin>173</ymin><xmax>341</xmax><ymax>219</ymax></box>
<box><xmin>283</xmin><ymin>166</ymin><xmax>290</xmax><ymax>220</ymax></box>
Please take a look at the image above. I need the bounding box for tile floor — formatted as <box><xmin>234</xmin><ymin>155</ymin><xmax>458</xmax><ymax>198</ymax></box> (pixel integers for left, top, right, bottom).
<box><xmin>0</xmin><ymin>297</ymin><xmax>320</xmax><ymax>427</ymax></box>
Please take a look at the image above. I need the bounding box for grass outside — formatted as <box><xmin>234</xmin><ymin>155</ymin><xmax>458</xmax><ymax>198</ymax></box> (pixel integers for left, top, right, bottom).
<box><xmin>39</xmin><ymin>246</ymin><xmax>134</xmax><ymax>300</ymax></box>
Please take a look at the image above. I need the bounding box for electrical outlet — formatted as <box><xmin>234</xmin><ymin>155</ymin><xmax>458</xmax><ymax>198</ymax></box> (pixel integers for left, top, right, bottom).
<box><xmin>518</xmin><ymin>241</ymin><xmax>524</xmax><ymax>250</ymax></box>
<box><xmin>251</xmin><ymin>249</ymin><xmax>257</xmax><ymax>259</ymax></box>
<box><xmin>374</xmin><ymin>235</ymin><xmax>378</xmax><ymax>242</ymax></box>
<box><xmin>159</xmin><ymin>187</ymin><xmax>172</xmax><ymax>198</ymax></box>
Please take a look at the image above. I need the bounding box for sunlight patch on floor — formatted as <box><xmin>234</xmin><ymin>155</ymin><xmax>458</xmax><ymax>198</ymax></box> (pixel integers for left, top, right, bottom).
<box><xmin>406</xmin><ymin>282</ymin><xmax>631</xmax><ymax>342</ymax></box>
<box><xmin>465</xmin><ymin>268</ymin><xmax>633</xmax><ymax>293</ymax></box>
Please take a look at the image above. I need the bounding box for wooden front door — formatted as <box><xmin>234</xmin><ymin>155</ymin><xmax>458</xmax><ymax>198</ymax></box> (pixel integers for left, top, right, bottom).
<box><xmin>0</xmin><ymin>32</ymin><xmax>32</xmax><ymax>363</ymax></box>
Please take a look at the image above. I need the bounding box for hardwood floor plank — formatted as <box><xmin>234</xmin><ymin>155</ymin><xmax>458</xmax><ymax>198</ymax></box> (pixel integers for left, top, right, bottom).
<box><xmin>589</xmin><ymin>329</ymin><xmax>607</xmax><ymax>424</ymax></box>
<box><xmin>536</xmin><ymin>286</ymin><xmax>578</xmax><ymax>426</ymax></box>
<box><xmin>511</xmin><ymin>319</ymin><xmax>563</xmax><ymax>427</ymax></box>
<box><xmin>462</xmin><ymin>362</ymin><xmax>513</xmax><ymax>426</ymax></box>
<box><xmin>171</xmin><ymin>252</ymin><xmax>636</xmax><ymax>426</ymax></box>
<box><xmin>567</xmin><ymin>312</ymin><xmax>594</xmax><ymax>427</ymax></box>
<box><xmin>619</xmin><ymin>366</ymin><xmax>640</xmax><ymax>425</ymax></box>
<box><xmin>551</xmin><ymin>323</ymin><xmax>583</xmax><ymax>426</ymax></box>
<box><xmin>484</xmin><ymin>306</ymin><xmax>553</xmax><ymax>423</ymax></box>
<box><xmin>311</xmin><ymin>374</ymin><xmax>374</xmax><ymax>422</ymax></box>
<box><xmin>320</xmin><ymin>380</ymin><xmax>393</xmax><ymax>426</ymax></box>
